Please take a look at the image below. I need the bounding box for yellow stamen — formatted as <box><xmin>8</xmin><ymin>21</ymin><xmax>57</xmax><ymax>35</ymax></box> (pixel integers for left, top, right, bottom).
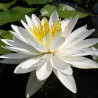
<box><xmin>29</xmin><ymin>18</ymin><xmax>61</xmax><ymax>44</ymax></box>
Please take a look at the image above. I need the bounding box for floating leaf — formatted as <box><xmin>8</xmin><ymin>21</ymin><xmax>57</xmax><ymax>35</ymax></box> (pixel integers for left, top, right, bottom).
<box><xmin>0</xmin><ymin>39</ymin><xmax>12</xmax><ymax>55</ymax></box>
<box><xmin>0</xmin><ymin>29</ymin><xmax>13</xmax><ymax>39</ymax></box>
<box><xmin>0</xmin><ymin>6</ymin><xmax>38</xmax><ymax>26</ymax></box>
<box><xmin>0</xmin><ymin>0</ymin><xmax>16</xmax><ymax>11</ymax></box>
<box><xmin>24</xmin><ymin>0</ymin><xmax>53</xmax><ymax>5</ymax></box>
<box><xmin>40</xmin><ymin>4</ymin><xmax>89</xmax><ymax>19</ymax></box>
<box><xmin>0</xmin><ymin>30</ymin><xmax>13</xmax><ymax>54</ymax></box>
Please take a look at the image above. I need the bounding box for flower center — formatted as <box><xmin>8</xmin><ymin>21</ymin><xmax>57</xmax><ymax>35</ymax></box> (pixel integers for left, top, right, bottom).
<box><xmin>29</xmin><ymin>18</ymin><xmax>61</xmax><ymax>44</ymax></box>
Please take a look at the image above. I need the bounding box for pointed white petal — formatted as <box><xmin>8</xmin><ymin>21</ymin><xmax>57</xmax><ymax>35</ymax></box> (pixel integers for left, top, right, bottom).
<box><xmin>41</xmin><ymin>17</ymin><xmax>45</xmax><ymax>26</ymax></box>
<box><xmin>50</xmin><ymin>37</ymin><xmax>65</xmax><ymax>52</ymax></box>
<box><xmin>49</xmin><ymin>11</ymin><xmax>59</xmax><ymax>28</ymax></box>
<box><xmin>51</xmin><ymin>55</ymin><xmax>73</xmax><ymax>75</ymax></box>
<box><xmin>0</xmin><ymin>59</ymin><xmax>26</xmax><ymax>64</ymax></box>
<box><xmin>63</xmin><ymin>15</ymin><xmax>78</xmax><ymax>38</ymax></box>
<box><xmin>11</xmin><ymin>25</ymin><xmax>20</xmax><ymax>34</ymax></box>
<box><xmin>65</xmin><ymin>25</ymin><xmax>87</xmax><ymax>44</ymax></box>
<box><xmin>63</xmin><ymin>56</ymin><xmax>98</xmax><ymax>69</ymax></box>
<box><xmin>25</xmin><ymin>15</ymin><xmax>34</xmax><ymax>29</ymax></box>
<box><xmin>9</xmin><ymin>31</ymin><xmax>26</xmax><ymax>42</ymax></box>
<box><xmin>21</xmin><ymin>20</ymin><xmax>30</xmax><ymax>31</ymax></box>
<box><xmin>0</xmin><ymin>53</ymin><xmax>32</xmax><ymax>59</ymax></box>
<box><xmin>32</xmin><ymin>14</ymin><xmax>40</xmax><ymax>27</ymax></box>
<box><xmin>14</xmin><ymin>64</ymin><xmax>36</xmax><ymax>74</ymax></box>
<box><xmin>53</xmin><ymin>69</ymin><xmax>77</xmax><ymax>93</ymax></box>
<box><xmin>3</xmin><ymin>46</ymin><xmax>34</xmax><ymax>55</ymax></box>
<box><xmin>61</xmin><ymin>19</ymin><xmax>71</xmax><ymax>33</ymax></box>
<box><xmin>26</xmin><ymin>71</ymin><xmax>46</xmax><ymax>97</ymax></box>
<box><xmin>43</xmin><ymin>33</ymin><xmax>52</xmax><ymax>50</ymax></box>
<box><xmin>20</xmin><ymin>57</ymin><xmax>40</xmax><ymax>69</ymax></box>
<box><xmin>36</xmin><ymin>60</ymin><xmax>53</xmax><ymax>81</ymax></box>
<box><xmin>1</xmin><ymin>39</ymin><xmax>40</xmax><ymax>55</ymax></box>
<box><xmin>70</xmin><ymin>38</ymin><xmax>98</xmax><ymax>49</ymax></box>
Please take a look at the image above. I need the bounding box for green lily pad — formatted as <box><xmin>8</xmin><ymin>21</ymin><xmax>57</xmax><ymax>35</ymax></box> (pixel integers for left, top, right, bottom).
<box><xmin>0</xmin><ymin>0</ymin><xmax>16</xmax><ymax>11</ymax></box>
<box><xmin>0</xmin><ymin>39</ymin><xmax>12</xmax><ymax>55</ymax></box>
<box><xmin>0</xmin><ymin>30</ymin><xmax>13</xmax><ymax>54</ymax></box>
<box><xmin>40</xmin><ymin>4</ymin><xmax>89</xmax><ymax>19</ymax></box>
<box><xmin>0</xmin><ymin>6</ymin><xmax>38</xmax><ymax>26</ymax></box>
<box><xmin>24</xmin><ymin>0</ymin><xmax>53</xmax><ymax>5</ymax></box>
<box><xmin>0</xmin><ymin>29</ymin><xmax>13</xmax><ymax>39</ymax></box>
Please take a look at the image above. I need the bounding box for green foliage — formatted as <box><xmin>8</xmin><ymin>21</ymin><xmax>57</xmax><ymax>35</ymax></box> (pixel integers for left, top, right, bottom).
<box><xmin>0</xmin><ymin>6</ymin><xmax>38</xmax><ymax>26</ymax></box>
<box><xmin>40</xmin><ymin>4</ymin><xmax>89</xmax><ymax>19</ymax></box>
<box><xmin>24</xmin><ymin>0</ymin><xmax>53</xmax><ymax>5</ymax></box>
<box><xmin>0</xmin><ymin>30</ymin><xmax>13</xmax><ymax>54</ymax></box>
<box><xmin>0</xmin><ymin>0</ymin><xmax>16</xmax><ymax>11</ymax></box>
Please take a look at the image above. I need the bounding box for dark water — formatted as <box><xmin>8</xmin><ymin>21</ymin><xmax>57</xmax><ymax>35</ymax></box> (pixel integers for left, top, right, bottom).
<box><xmin>0</xmin><ymin>64</ymin><xmax>98</xmax><ymax>98</ymax></box>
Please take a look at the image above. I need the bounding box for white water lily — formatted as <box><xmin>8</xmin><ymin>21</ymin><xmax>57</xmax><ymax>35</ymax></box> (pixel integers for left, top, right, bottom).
<box><xmin>0</xmin><ymin>11</ymin><xmax>98</xmax><ymax>97</ymax></box>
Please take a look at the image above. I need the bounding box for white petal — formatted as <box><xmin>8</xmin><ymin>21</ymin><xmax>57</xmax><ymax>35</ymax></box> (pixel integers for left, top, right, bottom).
<box><xmin>0</xmin><ymin>53</ymin><xmax>32</xmax><ymax>59</ymax></box>
<box><xmin>41</xmin><ymin>17</ymin><xmax>45</xmax><ymax>26</ymax></box>
<box><xmin>14</xmin><ymin>64</ymin><xmax>36</xmax><ymax>74</ymax></box>
<box><xmin>0</xmin><ymin>59</ymin><xmax>26</xmax><ymax>64</ymax></box>
<box><xmin>72</xmin><ymin>48</ymin><xmax>98</xmax><ymax>56</ymax></box>
<box><xmin>27</xmin><ymin>38</ymin><xmax>48</xmax><ymax>52</ymax></box>
<box><xmin>1</xmin><ymin>39</ymin><xmax>40</xmax><ymax>55</ymax></box>
<box><xmin>50</xmin><ymin>37</ymin><xmax>65</xmax><ymax>52</ymax></box>
<box><xmin>32</xmin><ymin>14</ymin><xmax>40</xmax><ymax>27</ymax></box>
<box><xmin>69</xmin><ymin>38</ymin><xmax>98</xmax><ymax>49</ymax></box>
<box><xmin>65</xmin><ymin>25</ymin><xmax>87</xmax><ymax>44</ymax></box>
<box><xmin>17</xmin><ymin>27</ymin><xmax>48</xmax><ymax>52</ymax></box>
<box><xmin>43</xmin><ymin>33</ymin><xmax>52</xmax><ymax>50</ymax></box>
<box><xmin>26</xmin><ymin>71</ymin><xmax>46</xmax><ymax>97</ymax></box>
<box><xmin>51</xmin><ymin>55</ymin><xmax>73</xmax><ymax>75</ymax></box>
<box><xmin>49</xmin><ymin>11</ymin><xmax>59</xmax><ymax>28</ymax></box>
<box><xmin>25</xmin><ymin>15</ymin><xmax>34</xmax><ymax>29</ymax></box>
<box><xmin>9</xmin><ymin>31</ymin><xmax>26</xmax><ymax>42</ymax></box>
<box><xmin>3</xmin><ymin>46</ymin><xmax>34</xmax><ymax>55</ymax></box>
<box><xmin>63</xmin><ymin>15</ymin><xmax>78</xmax><ymax>38</ymax></box>
<box><xmin>63</xmin><ymin>56</ymin><xmax>98</xmax><ymax>69</ymax></box>
<box><xmin>53</xmin><ymin>69</ymin><xmax>77</xmax><ymax>93</ymax></box>
<box><xmin>61</xmin><ymin>19</ymin><xmax>71</xmax><ymax>33</ymax></box>
<box><xmin>20</xmin><ymin>57</ymin><xmax>40</xmax><ymax>69</ymax></box>
<box><xmin>36</xmin><ymin>60</ymin><xmax>53</xmax><ymax>81</ymax></box>
<box><xmin>21</xmin><ymin>20</ymin><xmax>31</xmax><ymax>31</ymax></box>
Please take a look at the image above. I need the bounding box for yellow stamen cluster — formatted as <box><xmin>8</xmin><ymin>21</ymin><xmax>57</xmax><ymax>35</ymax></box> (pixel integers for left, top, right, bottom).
<box><xmin>30</xmin><ymin>18</ymin><xmax>61</xmax><ymax>43</ymax></box>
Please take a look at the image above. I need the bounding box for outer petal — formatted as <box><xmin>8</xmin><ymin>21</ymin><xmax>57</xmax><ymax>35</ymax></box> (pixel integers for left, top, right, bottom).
<box><xmin>51</xmin><ymin>55</ymin><xmax>73</xmax><ymax>75</ymax></box>
<box><xmin>1</xmin><ymin>39</ymin><xmax>40</xmax><ymax>55</ymax></box>
<box><xmin>0</xmin><ymin>59</ymin><xmax>26</xmax><ymax>64</ymax></box>
<box><xmin>53</xmin><ymin>69</ymin><xmax>77</xmax><ymax>93</ymax></box>
<box><xmin>63</xmin><ymin>56</ymin><xmax>98</xmax><ymax>69</ymax></box>
<box><xmin>65</xmin><ymin>25</ymin><xmax>87</xmax><ymax>44</ymax></box>
<box><xmin>68</xmin><ymin>38</ymin><xmax>98</xmax><ymax>49</ymax></box>
<box><xmin>26</xmin><ymin>71</ymin><xmax>46</xmax><ymax>97</ymax></box>
<box><xmin>0</xmin><ymin>53</ymin><xmax>32</xmax><ymax>59</ymax></box>
<box><xmin>14</xmin><ymin>64</ymin><xmax>36</xmax><ymax>74</ymax></box>
<box><xmin>50</xmin><ymin>37</ymin><xmax>65</xmax><ymax>52</ymax></box>
<box><xmin>49</xmin><ymin>11</ymin><xmax>59</xmax><ymax>28</ymax></box>
<box><xmin>18</xmin><ymin>57</ymin><xmax>40</xmax><ymax>69</ymax></box>
<box><xmin>36</xmin><ymin>60</ymin><xmax>53</xmax><ymax>81</ymax></box>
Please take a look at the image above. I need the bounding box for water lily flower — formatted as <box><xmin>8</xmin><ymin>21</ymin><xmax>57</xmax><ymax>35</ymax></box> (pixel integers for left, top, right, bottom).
<box><xmin>0</xmin><ymin>11</ymin><xmax>98</xmax><ymax>97</ymax></box>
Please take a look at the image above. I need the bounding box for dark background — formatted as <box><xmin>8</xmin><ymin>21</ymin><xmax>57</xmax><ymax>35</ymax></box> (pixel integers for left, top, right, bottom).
<box><xmin>0</xmin><ymin>0</ymin><xmax>98</xmax><ymax>98</ymax></box>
